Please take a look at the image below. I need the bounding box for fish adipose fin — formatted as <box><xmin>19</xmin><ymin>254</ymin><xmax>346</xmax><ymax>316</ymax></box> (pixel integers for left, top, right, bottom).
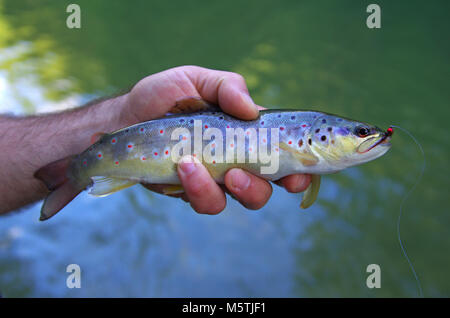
<box><xmin>90</xmin><ymin>132</ymin><xmax>107</xmax><ymax>145</ymax></box>
<box><xmin>34</xmin><ymin>156</ymin><xmax>82</xmax><ymax>221</ymax></box>
<box><xmin>170</xmin><ymin>97</ymin><xmax>220</xmax><ymax>114</ymax></box>
<box><xmin>300</xmin><ymin>174</ymin><xmax>321</xmax><ymax>209</ymax></box>
<box><xmin>88</xmin><ymin>176</ymin><xmax>136</xmax><ymax>197</ymax></box>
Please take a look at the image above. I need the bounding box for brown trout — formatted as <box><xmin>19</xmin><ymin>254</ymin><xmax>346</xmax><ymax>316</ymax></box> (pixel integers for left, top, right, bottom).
<box><xmin>35</xmin><ymin>98</ymin><xmax>393</xmax><ymax>220</ymax></box>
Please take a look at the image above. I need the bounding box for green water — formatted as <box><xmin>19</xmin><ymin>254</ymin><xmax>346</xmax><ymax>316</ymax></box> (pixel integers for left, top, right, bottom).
<box><xmin>0</xmin><ymin>0</ymin><xmax>448</xmax><ymax>297</ymax></box>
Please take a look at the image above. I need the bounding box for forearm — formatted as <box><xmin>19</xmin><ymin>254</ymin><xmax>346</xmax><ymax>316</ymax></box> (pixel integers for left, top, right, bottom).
<box><xmin>0</xmin><ymin>93</ymin><xmax>129</xmax><ymax>214</ymax></box>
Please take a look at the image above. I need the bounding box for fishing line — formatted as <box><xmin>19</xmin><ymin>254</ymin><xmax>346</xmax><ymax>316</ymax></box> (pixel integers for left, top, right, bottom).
<box><xmin>390</xmin><ymin>124</ymin><xmax>425</xmax><ymax>298</ymax></box>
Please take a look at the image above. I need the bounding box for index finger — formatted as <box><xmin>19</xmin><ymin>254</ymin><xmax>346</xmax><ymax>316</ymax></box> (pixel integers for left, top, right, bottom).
<box><xmin>184</xmin><ymin>66</ymin><xmax>259</xmax><ymax>120</ymax></box>
<box><xmin>126</xmin><ymin>66</ymin><xmax>260</xmax><ymax>124</ymax></box>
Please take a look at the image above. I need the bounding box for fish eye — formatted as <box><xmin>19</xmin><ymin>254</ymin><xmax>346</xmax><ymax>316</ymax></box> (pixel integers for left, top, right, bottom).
<box><xmin>355</xmin><ymin>126</ymin><xmax>370</xmax><ymax>138</ymax></box>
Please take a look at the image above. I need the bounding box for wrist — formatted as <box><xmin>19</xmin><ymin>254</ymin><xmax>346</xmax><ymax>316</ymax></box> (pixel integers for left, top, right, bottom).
<box><xmin>91</xmin><ymin>92</ymin><xmax>131</xmax><ymax>133</ymax></box>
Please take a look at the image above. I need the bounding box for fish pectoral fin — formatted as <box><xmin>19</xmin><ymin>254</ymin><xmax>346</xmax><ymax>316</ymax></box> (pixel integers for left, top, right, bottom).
<box><xmin>300</xmin><ymin>174</ymin><xmax>321</xmax><ymax>209</ymax></box>
<box><xmin>170</xmin><ymin>97</ymin><xmax>220</xmax><ymax>114</ymax></box>
<box><xmin>278</xmin><ymin>142</ymin><xmax>319</xmax><ymax>166</ymax></box>
<box><xmin>88</xmin><ymin>176</ymin><xmax>137</xmax><ymax>197</ymax></box>
<box><xmin>161</xmin><ymin>185</ymin><xmax>185</xmax><ymax>195</ymax></box>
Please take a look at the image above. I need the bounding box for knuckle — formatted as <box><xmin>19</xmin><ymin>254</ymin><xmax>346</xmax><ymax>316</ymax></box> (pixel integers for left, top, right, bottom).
<box><xmin>227</xmin><ymin>72</ymin><xmax>245</xmax><ymax>84</ymax></box>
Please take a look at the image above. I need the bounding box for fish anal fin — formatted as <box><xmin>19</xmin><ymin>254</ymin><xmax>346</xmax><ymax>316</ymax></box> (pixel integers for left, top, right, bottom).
<box><xmin>170</xmin><ymin>97</ymin><xmax>219</xmax><ymax>114</ymax></box>
<box><xmin>88</xmin><ymin>176</ymin><xmax>136</xmax><ymax>197</ymax></box>
<box><xmin>161</xmin><ymin>185</ymin><xmax>184</xmax><ymax>195</ymax></box>
<box><xmin>300</xmin><ymin>174</ymin><xmax>321</xmax><ymax>209</ymax></box>
<box><xmin>279</xmin><ymin>142</ymin><xmax>319</xmax><ymax>166</ymax></box>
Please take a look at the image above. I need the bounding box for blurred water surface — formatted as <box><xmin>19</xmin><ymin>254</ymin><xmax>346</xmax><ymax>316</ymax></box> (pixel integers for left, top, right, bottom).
<box><xmin>0</xmin><ymin>0</ymin><xmax>449</xmax><ymax>297</ymax></box>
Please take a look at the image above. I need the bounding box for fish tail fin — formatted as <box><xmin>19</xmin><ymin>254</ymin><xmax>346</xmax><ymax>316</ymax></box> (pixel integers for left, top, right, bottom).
<box><xmin>38</xmin><ymin>182</ymin><xmax>81</xmax><ymax>221</ymax></box>
<box><xmin>34</xmin><ymin>156</ymin><xmax>82</xmax><ymax>221</ymax></box>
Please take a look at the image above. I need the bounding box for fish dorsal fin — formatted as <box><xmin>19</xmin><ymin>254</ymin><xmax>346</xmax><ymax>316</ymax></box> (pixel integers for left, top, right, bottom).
<box><xmin>170</xmin><ymin>97</ymin><xmax>219</xmax><ymax>114</ymax></box>
<box><xmin>300</xmin><ymin>174</ymin><xmax>321</xmax><ymax>208</ymax></box>
<box><xmin>88</xmin><ymin>176</ymin><xmax>137</xmax><ymax>197</ymax></box>
<box><xmin>278</xmin><ymin>142</ymin><xmax>319</xmax><ymax>166</ymax></box>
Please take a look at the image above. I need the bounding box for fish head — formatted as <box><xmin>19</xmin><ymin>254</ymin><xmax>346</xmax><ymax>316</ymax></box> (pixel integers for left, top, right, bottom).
<box><xmin>307</xmin><ymin>115</ymin><xmax>392</xmax><ymax>168</ymax></box>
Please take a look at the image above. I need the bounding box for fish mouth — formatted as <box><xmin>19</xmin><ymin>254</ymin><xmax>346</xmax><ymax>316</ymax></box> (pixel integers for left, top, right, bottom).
<box><xmin>357</xmin><ymin>128</ymin><xmax>393</xmax><ymax>154</ymax></box>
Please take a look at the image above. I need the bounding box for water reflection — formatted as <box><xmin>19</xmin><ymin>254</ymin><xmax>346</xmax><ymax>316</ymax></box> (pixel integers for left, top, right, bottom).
<box><xmin>0</xmin><ymin>0</ymin><xmax>449</xmax><ymax>297</ymax></box>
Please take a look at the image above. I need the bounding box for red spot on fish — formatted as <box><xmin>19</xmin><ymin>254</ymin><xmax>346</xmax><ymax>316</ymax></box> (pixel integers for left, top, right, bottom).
<box><xmin>193</xmin><ymin>153</ymin><xmax>197</xmax><ymax>157</ymax></box>
<box><xmin>111</xmin><ymin>138</ymin><xmax>116</xmax><ymax>144</ymax></box>
<box><xmin>204</xmin><ymin>125</ymin><xmax>208</xmax><ymax>129</ymax></box>
<box><xmin>83</xmin><ymin>160</ymin><xmax>87</xmax><ymax>165</ymax></box>
<box><xmin>160</xmin><ymin>129</ymin><xmax>164</xmax><ymax>134</ymax></box>
<box><xmin>115</xmin><ymin>161</ymin><xmax>119</xmax><ymax>165</ymax></box>
<box><xmin>288</xmin><ymin>140</ymin><xmax>292</xmax><ymax>145</ymax></box>
<box><xmin>249</xmin><ymin>147</ymin><xmax>253</xmax><ymax>152</ymax></box>
<box><xmin>128</xmin><ymin>144</ymin><xmax>133</xmax><ymax>148</ymax></box>
<box><xmin>140</xmin><ymin>128</ymin><xmax>144</xmax><ymax>132</ymax></box>
<box><xmin>280</xmin><ymin>127</ymin><xmax>285</xmax><ymax>131</ymax></box>
<box><xmin>212</xmin><ymin>160</ymin><xmax>216</xmax><ymax>164</ymax></box>
<box><xmin>226</xmin><ymin>125</ymin><xmax>230</xmax><ymax>129</ymax></box>
<box><xmin>230</xmin><ymin>143</ymin><xmax>234</xmax><ymax>148</ymax></box>
<box><xmin>212</xmin><ymin>143</ymin><xmax>216</xmax><ymax>148</ymax></box>
<box><xmin>97</xmin><ymin>153</ymin><xmax>102</xmax><ymax>158</ymax></box>
<box><xmin>165</xmin><ymin>150</ymin><xmax>169</xmax><ymax>155</ymax></box>
<box><xmin>142</xmin><ymin>156</ymin><xmax>147</xmax><ymax>161</ymax></box>
<box><xmin>301</xmin><ymin>124</ymin><xmax>307</xmax><ymax>128</ymax></box>
<box><xmin>263</xmin><ymin>138</ymin><xmax>267</xmax><ymax>143</ymax></box>
<box><xmin>182</xmin><ymin>136</ymin><xmax>187</xmax><ymax>141</ymax></box>
<box><xmin>387</xmin><ymin>127</ymin><xmax>394</xmax><ymax>136</ymax></box>
<box><xmin>246</xmin><ymin>131</ymin><xmax>250</xmax><ymax>135</ymax></box>
<box><xmin>154</xmin><ymin>152</ymin><xmax>158</xmax><ymax>156</ymax></box>
<box><xmin>298</xmin><ymin>139</ymin><xmax>303</xmax><ymax>147</ymax></box>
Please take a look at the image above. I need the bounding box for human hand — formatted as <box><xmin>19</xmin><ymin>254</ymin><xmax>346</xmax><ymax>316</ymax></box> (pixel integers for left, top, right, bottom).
<box><xmin>118</xmin><ymin>66</ymin><xmax>312</xmax><ymax>214</ymax></box>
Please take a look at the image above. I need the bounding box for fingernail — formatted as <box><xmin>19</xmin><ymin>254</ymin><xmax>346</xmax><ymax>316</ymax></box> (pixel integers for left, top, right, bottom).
<box><xmin>230</xmin><ymin>169</ymin><xmax>251</xmax><ymax>191</ymax></box>
<box><xmin>178</xmin><ymin>156</ymin><xmax>197</xmax><ymax>176</ymax></box>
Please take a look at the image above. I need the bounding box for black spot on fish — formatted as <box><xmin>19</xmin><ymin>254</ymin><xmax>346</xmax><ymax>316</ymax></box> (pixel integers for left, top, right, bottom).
<box><xmin>219</xmin><ymin>116</ymin><xmax>224</xmax><ymax>120</ymax></box>
<box><xmin>180</xmin><ymin>119</ymin><xmax>185</xmax><ymax>123</ymax></box>
<box><xmin>321</xmin><ymin>135</ymin><xmax>327</xmax><ymax>141</ymax></box>
<box><xmin>278</xmin><ymin>114</ymin><xmax>281</xmax><ymax>118</ymax></box>
<box><xmin>322</xmin><ymin>119</ymin><xmax>327</xmax><ymax>124</ymax></box>
<box><xmin>298</xmin><ymin>139</ymin><xmax>303</xmax><ymax>147</ymax></box>
<box><xmin>327</xmin><ymin>127</ymin><xmax>332</xmax><ymax>132</ymax></box>
<box><xmin>291</xmin><ymin>116</ymin><xmax>296</xmax><ymax>120</ymax></box>
<box><xmin>190</xmin><ymin>119</ymin><xmax>194</xmax><ymax>124</ymax></box>
<box><xmin>308</xmin><ymin>138</ymin><xmax>312</xmax><ymax>145</ymax></box>
<box><xmin>315</xmin><ymin>128</ymin><xmax>320</xmax><ymax>133</ymax></box>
